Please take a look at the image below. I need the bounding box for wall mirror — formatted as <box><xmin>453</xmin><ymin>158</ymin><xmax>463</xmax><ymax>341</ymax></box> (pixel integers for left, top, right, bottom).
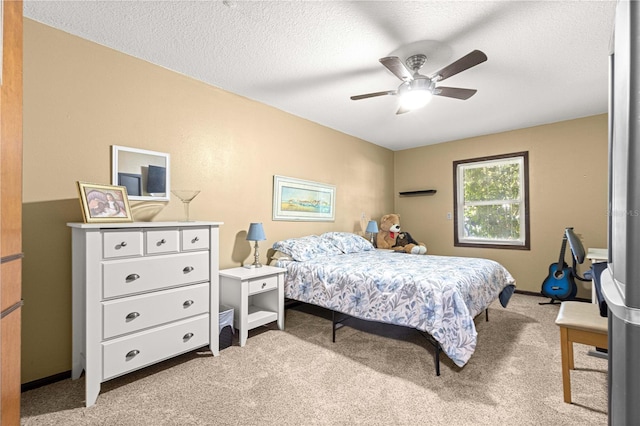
<box><xmin>111</xmin><ymin>145</ymin><xmax>170</xmax><ymax>201</ymax></box>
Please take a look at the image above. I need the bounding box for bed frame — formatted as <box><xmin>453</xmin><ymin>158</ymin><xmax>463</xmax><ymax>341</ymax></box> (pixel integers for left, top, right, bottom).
<box><xmin>328</xmin><ymin>307</ymin><xmax>489</xmax><ymax>376</ymax></box>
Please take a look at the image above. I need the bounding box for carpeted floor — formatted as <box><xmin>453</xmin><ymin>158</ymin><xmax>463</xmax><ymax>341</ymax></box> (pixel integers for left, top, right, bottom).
<box><xmin>21</xmin><ymin>293</ymin><xmax>607</xmax><ymax>425</ymax></box>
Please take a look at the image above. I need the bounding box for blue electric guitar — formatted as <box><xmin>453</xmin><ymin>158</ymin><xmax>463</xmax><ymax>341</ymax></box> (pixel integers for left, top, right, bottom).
<box><xmin>540</xmin><ymin>234</ymin><xmax>577</xmax><ymax>304</ymax></box>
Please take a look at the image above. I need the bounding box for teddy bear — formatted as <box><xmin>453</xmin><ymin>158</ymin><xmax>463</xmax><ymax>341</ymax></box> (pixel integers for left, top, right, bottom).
<box><xmin>376</xmin><ymin>213</ymin><xmax>401</xmax><ymax>250</ymax></box>
<box><xmin>395</xmin><ymin>230</ymin><xmax>427</xmax><ymax>255</ymax></box>
<box><xmin>376</xmin><ymin>213</ymin><xmax>427</xmax><ymax>254</ymax></box>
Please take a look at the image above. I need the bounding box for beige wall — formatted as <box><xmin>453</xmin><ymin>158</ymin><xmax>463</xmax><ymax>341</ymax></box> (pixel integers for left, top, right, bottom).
<box><xmin>394</xmin><ymin>114</ymin><xmax>609</xmax><ymax>296</ymax></box>
<box><xmin>22</xmin><ymin>20</ymin><xmax>394</xmax><ymax>383</ymax></box>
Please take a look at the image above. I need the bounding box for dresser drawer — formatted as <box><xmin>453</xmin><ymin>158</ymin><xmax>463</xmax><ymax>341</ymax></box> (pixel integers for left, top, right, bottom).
<box><xmin>102</xmin><ymin>251</ymin><xmax>210</xmax><ymax>299</ymax></box>
<box><xmin>181</xmin><ymin>228</ymin><xmax>210</xmax><ymax>251</ymax></box>
<box><xmin>145</xmin><ymin>228</ymin><xmax>179</xmax><ymax>255</ymax></box>
<box><xmin>248</xmin><ymin>274</ymin><xmax>278</xmax><ymax>295</ymax></box>
<box><xmin>103</xmin><ymin>230</ymin><xmax>143</xmax><ymax>259</ymax></box>
<box><xmin>102</xmin><ymin>283</ymin><xmax>209</xmax><ymax>339</ymax></box>
<box><xmin>102</xmin><ymin>314</ymin><xmax>209</xmax><ymax>380</ymax></box>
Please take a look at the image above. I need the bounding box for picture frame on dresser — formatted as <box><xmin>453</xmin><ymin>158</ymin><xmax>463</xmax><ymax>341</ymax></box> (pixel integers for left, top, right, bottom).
<box><xmin>76</xmin><ymin>181</ymin><xmax>133</xmax><ymax>223</ymax></box>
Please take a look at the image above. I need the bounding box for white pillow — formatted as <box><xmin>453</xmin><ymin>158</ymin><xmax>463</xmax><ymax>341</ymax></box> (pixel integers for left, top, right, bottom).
<box><xmin>272</xmin><ymin>235</ymin><xmax>342</xmax><ymax>261</ymax></box>
<box><xmin>268</xmin><ymin>250</ymin><xmax>292</xmax><ymax>266</ymax></box>
<box><xmin>321</xmin><ymin>232</ymin><xmax>374</xmax><ymax>254</ymax></box>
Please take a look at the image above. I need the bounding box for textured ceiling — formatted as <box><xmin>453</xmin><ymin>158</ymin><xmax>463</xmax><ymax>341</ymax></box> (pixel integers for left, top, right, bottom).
<box><xmin>23</xmin><ymin>1</ymin><xmax>617</xmax><ymax>151</ymax></box>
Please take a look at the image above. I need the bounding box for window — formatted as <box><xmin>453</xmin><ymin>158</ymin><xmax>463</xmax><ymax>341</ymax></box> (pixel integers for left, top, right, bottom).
<box><xmin>453</xmin><ymin>151</ymin><xmax>530</xmax><ymax>249</ymax></box>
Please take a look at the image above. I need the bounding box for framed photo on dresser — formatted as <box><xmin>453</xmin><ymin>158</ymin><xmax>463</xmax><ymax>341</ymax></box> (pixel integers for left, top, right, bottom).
<box><xmin>76</xmin><ymin>182</ymin><xmax>133</xmax><ymax>223</ymax></box>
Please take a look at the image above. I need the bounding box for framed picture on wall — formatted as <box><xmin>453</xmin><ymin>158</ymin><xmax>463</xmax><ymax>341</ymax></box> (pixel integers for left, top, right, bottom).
<box><xmin>77</xmin><ymin>181</ymin><xmax>133</xmax><ymax>223</ymax></box>
<box><xmin>273</xmin><ymin>175</ymin><xmax>336</xmax><ymax>221</ymax></box>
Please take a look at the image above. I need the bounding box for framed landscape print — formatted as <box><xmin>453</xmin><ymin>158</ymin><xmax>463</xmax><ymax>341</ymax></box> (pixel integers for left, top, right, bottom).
<box><xmin>77</xmin><ymin>181</ymin><xmax>133</xmax><ymax>223</ymax></box>
<box><xmin>273</xmin><ymin>175</ymin><xmax>335</xmax><ymax>221</ymax></box>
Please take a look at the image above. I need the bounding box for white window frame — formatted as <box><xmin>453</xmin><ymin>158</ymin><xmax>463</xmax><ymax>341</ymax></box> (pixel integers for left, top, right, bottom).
<box><xmin>453</xmin><ymin>151</ymin><xmax>530</xmax><ymax>250</ymax></box>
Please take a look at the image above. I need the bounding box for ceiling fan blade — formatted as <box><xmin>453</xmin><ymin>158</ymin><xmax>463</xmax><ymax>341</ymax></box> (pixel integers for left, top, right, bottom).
<box><xmin>434</xmin><ymin>87</ymin><xmax>478</xmax><ymax>100</ymax></box>
<box><xmin>430</xmin><ymin>50</ymin><xmax>487</xmax><ymax>82</ymax></box>
<box><xmin>350</xmin><ymin>90</ymin><xmax>396</xmax><ymax>100</ymax></box>
<box><xmin>379</xmin><ymin>56</ymin><xmax>413</xmax><ymax>82</ymax></box>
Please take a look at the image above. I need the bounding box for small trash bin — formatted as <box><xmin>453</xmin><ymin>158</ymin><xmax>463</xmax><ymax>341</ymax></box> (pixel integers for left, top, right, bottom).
<box><xmin>219</xmin><ymin>305</ymin><xmax>235</xmax><ymax>350</ymax></box>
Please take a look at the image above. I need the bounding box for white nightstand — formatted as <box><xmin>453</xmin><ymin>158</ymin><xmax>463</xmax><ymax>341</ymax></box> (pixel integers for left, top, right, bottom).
<box><xmin>219</xmin><ymin>265</ymin><xmax>287</xmax><ymax>347</ymax></box>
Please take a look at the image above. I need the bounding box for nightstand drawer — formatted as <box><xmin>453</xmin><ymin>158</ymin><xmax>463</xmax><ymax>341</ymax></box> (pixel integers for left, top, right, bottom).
<box><xmin>103</xmin><ymin>251</ymin><xmax>210</xmax><ymax>299</ymax></box>
<box><xmin>102</xmin><ymin>314</ymin><xmax>209</xmax><ymax>380</ymax></box>
<box><xmin>103</xmin><ymin>230</ymin><xmax>143</xmax><ymax>259</ymax></box>
<box><xmin>145</xmin><ymin>229</ymin><xmax>179</xmax><ymax>254</ymax></box>
<box><xmin>102</xmin><ymin>283</ymin><xmax>209</xmax><ymax>339</ymax></box>
<box><xmin>181</xmin><ymin>228</ymin><xmax>210</xmax><ymax>251</ymax></box>
<box><xmin>248</xmin><ymin>274</ymin><xmax>278</xmax><ymax>295</ymax></box>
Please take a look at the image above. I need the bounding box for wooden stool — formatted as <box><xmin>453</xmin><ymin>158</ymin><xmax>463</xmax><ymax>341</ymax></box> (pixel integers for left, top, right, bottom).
<box><xmin>555</xmin><ymin>301</ymin><xmax>608</xmax><ymax>403</ymax></box>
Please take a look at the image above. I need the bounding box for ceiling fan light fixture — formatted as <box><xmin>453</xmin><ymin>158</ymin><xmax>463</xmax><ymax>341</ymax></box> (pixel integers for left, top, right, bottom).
<box><xmin>350</xmin><ymin>50</ymin><xmax>487</xmax><ymax>114</ymax></box>
<box><xmin>398</xmin><ymin>78</ymin><xmax>434</xmax><ymax>110</ymax></box>
<box><xmin>400</xmin><ymin>89</ymin><xmax>432</xmax><ymax>110</ymax></box>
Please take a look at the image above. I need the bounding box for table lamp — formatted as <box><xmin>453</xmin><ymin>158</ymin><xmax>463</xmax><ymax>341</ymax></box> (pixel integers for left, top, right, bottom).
<box><xmin>245</xmin><ymin>222</ymin><xmax>266</xmax><ymax>268</ymax></box>
<box><xmin>366</xmin><ymin>220</ymin><xmax>379</xmax><ymax>245</ymax></box>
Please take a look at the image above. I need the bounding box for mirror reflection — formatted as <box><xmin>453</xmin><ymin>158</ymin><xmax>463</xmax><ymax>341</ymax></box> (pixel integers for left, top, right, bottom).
<box><xmin>111</xmin><ymin>145</ymin><xmax>170</xmax><ymax>201</ymax></box>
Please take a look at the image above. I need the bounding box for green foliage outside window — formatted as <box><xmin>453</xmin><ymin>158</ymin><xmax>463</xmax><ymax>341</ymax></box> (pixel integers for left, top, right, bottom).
<box><xmin>461</xmin><ymin>162</ymin><xmax>522</xmax><ymax>241</ymax></box>
<box><xmin>463</xmin><ymin>163</ymin><xmax>520</xmax><ymax>202</ymax></box>
<box><xmin>463</xmin><ymin>204</ymin><xmax>521</xmax><ymax>240</ymax></box>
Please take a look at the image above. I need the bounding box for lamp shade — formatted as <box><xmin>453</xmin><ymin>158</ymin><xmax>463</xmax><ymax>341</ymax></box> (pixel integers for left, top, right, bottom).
<box><xmin>246</xmin><ymin>223</ymin><xmax>266</xmax><ymax>241</ymax></box>
<box><xmin>365</xmin><ymin>220</ymin><xmax>379</xmax><ymax>234</ymax></box>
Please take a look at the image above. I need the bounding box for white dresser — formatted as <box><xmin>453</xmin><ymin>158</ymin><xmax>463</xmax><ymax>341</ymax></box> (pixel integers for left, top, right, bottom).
<box><xmin>68</xmin><ymin>221</ymin><xmax>223</xmax><ymax>407</ymax></box>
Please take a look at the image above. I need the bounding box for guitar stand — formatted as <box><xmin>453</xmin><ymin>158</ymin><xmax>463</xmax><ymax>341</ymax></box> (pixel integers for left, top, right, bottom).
<box><xmin>539</xmin><ymin>298</ymin><xmax>563</xmax><ymax>306</ymax></box>
<box><xmin>538</xmin><ymin>228</ymin><xmax>591</xmax><ymax>305</ymax></box>
<box><xmin>540</xmin><ymin>228</ymin><xmax>592</xmax><ymax>305</ymax></box>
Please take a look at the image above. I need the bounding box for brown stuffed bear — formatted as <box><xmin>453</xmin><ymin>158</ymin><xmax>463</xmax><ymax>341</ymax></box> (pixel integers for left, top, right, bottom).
<box><xmin>377</xmin><ymin>213</ymin><xmax>401</xmax><ymax>250</ymax></box>
<box><xmin>377</xmin><ymin>213</ymin><xmax>427</xmax><ymax>254</ymax></box>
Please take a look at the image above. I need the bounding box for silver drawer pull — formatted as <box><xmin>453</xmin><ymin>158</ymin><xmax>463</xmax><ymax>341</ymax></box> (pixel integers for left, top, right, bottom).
<box><xmin>126</xmin><ymin>349</ymin><xmax>140</xmax><ymax>359</ymax></box>
<box><xmin>158</xmin><ymin>238</ymin><xmax>166</xmax><ymax>245</ymax></box>
<box><xmin>183</xmin><ymin>266</ymin><xmax>194</xmax><ymax>273</ymax></box>
<box><xmin>183</xmin><ymin>332</ymin><xmax>194</xmax><ymax>341</ymax></box>
<box><xmin>192</xmin><ymin>236</ymin><xmax>200</xmax><ymax>243</ymax></box>
<box><xmin>126</xmin><ymin>273</ymin><xmax>140</xmax><ymax>282</ymax></box>
<box><xmin>262</xmin><ymin>282</ymin><xmax>267</xmax><ymax>289</ymax></box>
<box><xmin>126</xmin><ymin>312</ymin><xmax>140</xmax><ymax>321</ymax></box>
<box><xmin>118</xmin><ymin>241</ymin><xmax>127</xmax><ymax>248</ymax></box>
<box><xmin>183</xmin><ymin>300</ymin><xmax>194</xmax><ymax>308</ymax></box>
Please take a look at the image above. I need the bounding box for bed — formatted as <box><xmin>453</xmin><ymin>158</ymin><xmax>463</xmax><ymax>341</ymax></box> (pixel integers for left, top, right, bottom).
<box><xmin>271</xmin><ymin>232</ymin><xmax>516</xmax><ymax>374</ymax></box>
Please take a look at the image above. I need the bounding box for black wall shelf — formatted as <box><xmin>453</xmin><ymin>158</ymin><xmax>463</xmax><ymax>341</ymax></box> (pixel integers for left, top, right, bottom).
<box><xmin>399</xmin><ymin>189</ymin><xmax>437</xmax><ymax>197</ymax></box>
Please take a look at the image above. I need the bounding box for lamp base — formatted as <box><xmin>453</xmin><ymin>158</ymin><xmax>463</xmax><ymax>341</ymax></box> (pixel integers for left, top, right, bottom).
<box><xmin>243</xmin><ymin>263</ymin><xmax>263</xmax><ymax>269</ymax></box>
<box><xmin>245</xmin><ymin>243</ymin><xmax>263</xmax><ymax>269</ymax></box>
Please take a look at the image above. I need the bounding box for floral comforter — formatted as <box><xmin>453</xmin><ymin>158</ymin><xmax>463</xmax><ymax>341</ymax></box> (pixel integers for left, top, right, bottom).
<box><xmin>276</xmin><ymin>250</ymin><xmax>515</xmax><ymax>367</ymax></box>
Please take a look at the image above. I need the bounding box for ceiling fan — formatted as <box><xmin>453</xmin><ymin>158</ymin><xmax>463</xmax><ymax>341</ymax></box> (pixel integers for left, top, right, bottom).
<box><xmin>350</xmin><ymin>50</ymin><xmax>487</xmax><ymax>114</ymax></box>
